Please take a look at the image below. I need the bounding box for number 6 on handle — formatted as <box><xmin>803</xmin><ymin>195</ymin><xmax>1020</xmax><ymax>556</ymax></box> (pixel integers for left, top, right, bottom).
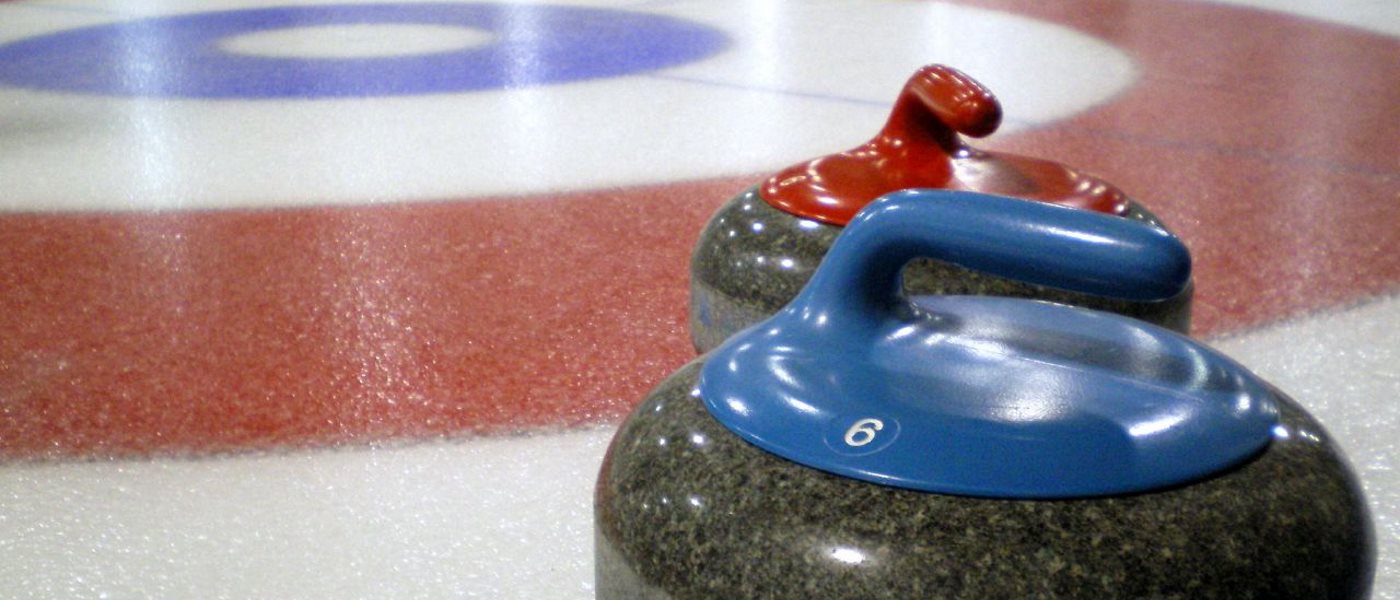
<box><xmin>697</xmin><ymin>190</ymin><xmax>1277</xmax><ymax>498</ymax></box>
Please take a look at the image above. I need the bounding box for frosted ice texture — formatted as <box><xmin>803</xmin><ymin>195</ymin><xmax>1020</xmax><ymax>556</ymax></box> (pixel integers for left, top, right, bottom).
<box><xmin>0</xmin><ymin>428</ymin><xmax>614</xmax><ymax>598</ymax></box>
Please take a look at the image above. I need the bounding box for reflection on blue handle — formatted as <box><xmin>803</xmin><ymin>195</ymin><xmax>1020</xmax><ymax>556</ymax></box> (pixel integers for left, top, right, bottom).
<box><xmin>699</xmin><ymin>190</ymin><xmax>1277</xmax><ymax>499</ymax></box>
<box><xmin>799</xmin><ymin>189</ymin><xmax>1190</xmax><ymax>324</ymax></box>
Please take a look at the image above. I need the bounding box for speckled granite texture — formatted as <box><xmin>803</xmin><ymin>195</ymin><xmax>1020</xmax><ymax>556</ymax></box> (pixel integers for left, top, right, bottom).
<box><xmin>690</xmin><ymin>186</ymin><xmax>1193</xmax><ymax>352</ymax></box>
<box><xmin>595</xmin><ymin>361</ymin><xmax>1374</xmax><ymax>599</ymax></box>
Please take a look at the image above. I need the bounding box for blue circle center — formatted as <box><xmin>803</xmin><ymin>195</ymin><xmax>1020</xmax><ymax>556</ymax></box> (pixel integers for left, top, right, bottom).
<box><xmin>0</xmin><ymin>3</ymin><xmax>729</xmax><ymax>98</ymax></box>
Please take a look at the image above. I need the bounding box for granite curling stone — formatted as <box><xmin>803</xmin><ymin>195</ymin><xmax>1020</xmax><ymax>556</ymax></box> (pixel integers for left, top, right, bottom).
<box><xmin>599</xmin><ymin>191</ymin><xmax>1373</xmax><ymax>599</ymax></box>
<box><xmin>690</xmin><ymin>64</ymin><xmax>1193</xmax><ymax>353</ymax></box>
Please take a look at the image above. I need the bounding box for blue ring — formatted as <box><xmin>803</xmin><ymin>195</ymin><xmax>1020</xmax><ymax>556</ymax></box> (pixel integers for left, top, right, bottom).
<box><xmin>0</xmin><ymin>3</ymin><xmax>729</xmax><ymax>98</ymax></box>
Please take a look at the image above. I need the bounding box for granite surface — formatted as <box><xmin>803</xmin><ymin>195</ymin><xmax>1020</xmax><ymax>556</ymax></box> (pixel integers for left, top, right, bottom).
<box><xmin>689</xmin><ymin>186</ymin><xmax>1193</xmax><ymax>353</ymax></box>
<box><xmin>595</xmin><ymin>360</ymin><xmax>1375</xmax><ymax>599</ymax></box>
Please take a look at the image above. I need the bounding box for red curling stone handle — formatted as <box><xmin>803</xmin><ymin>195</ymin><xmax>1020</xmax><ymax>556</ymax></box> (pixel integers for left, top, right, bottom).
<box><xmin>905</xmin><ymin>64</ymin><xmax>1002</xmax><ymax>139</ymax></box>
<box><xmin>762</xmin><ymin>64</ymin><xmax>1127</xmax><ymax>225</ymax></box>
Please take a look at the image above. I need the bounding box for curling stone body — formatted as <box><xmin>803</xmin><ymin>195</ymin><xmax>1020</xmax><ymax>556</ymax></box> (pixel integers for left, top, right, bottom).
<box><xmin>688</xmin><ymin>65</ymin><xmax>1193</xmax><ymax>353</ymax></box>
<box><xmin>596</xmin><ymin>361</ymin><xmax>1372</xmax><ymax>599</ymax></box>
<box><xmin>601</xmin><ymin>191</ymin><xmax>1373</xmax><ymax>598</ymax></box>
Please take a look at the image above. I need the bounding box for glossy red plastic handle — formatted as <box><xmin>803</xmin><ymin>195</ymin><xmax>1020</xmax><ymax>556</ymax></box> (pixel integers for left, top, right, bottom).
<box><xmin>902</xmin><ymin>64</ymin><xmax>1002</xmax><ymax>139</ymax></box>
<box><xmin>762</xmin><ymin>64</ymin><xmax>1126</xmax><ymax>225</ymax></box>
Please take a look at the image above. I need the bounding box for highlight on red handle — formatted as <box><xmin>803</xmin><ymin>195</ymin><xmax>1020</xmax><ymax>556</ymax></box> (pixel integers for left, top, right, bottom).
<box><xmin>905</xmin><ymin>64</ymin><xmax>1002</xmax><ymax>138</ymax></box>
<box><xmin>761</xmin><ymin>64</ymin><xmax>1127</xmax><ymax>226</ymax></box>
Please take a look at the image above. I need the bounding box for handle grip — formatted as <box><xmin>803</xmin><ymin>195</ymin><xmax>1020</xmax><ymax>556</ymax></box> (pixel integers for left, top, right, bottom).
<box><xmin>794</xmin><ymin>190</ymin><xmax>1190</xmax><ymax>320</ymax></box>
<box><xmin>698</xmin><ymin>190</ymin><xmax>1274</xmax><ymax>500</ymax></box>
<box><xmin>903</xmin><ymin>64</ymin><xmax>1002</xmax><ymax>138</ymax></box>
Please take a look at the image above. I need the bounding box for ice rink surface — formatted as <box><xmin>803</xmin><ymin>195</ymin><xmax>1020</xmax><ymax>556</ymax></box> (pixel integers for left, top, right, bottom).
<box><xmin>1</xmin><ymin>0</ymin><xmax>1397</xmax><ymax>597</ymax></box>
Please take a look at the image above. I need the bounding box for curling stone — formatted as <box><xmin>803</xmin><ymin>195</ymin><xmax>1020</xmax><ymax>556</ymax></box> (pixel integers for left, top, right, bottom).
<box><xmin>690</xmin><ymin>64</ymin><xmax>1193</xmax><ymax>353</ymax></box>
<box><xmin>599</xmin><ymin>190</ymin><xmax>1373</xmax><ymax>598</ymax></box>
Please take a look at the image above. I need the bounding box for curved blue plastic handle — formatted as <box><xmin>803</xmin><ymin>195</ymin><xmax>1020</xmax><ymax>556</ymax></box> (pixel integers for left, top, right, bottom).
<box><xmin>799</xmin><ymin>188</ymin><xmax>1191</xmax><ymax>323</ymax></box>
<box><xmin>699</xmin><ymin>190</ymin><xmax>1277</xmax><ymax>498</ymax></box>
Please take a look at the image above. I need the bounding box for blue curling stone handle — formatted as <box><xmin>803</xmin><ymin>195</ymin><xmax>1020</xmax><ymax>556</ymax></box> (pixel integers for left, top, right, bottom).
<box><xmin>699</xmin><ymin>190</ymin><xmax>1278</xmax><ymax>498</ymax></box>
